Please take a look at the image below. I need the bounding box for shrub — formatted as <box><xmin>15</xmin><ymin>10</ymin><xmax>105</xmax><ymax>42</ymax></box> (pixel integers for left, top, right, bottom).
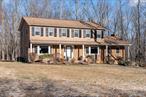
<box><xmin>17</xmin><ymin>57</ymin><xmax>28</xmax><ymax>63</ymax></box>
<box><xmin>53</xmin><ymin>53</ymin><xmax>61</xmax><ymax>62</ymax></box>
<box><xmin>86</xmin><ymin>55</ymin><xmax>94</xmax><ymax>64</ymax></box>
<box><xmin>117</xmin><ymin>56</ymin><xmax>129</xmax><ymax>66</ymax></box>
<box><xmin>39</xmin><ymin>54</ymin><xmax>53</xmax><ymax>60</ymax></box>
<box><xmin>29</xmin><ymin>53</ymin><xmax>37</xmax><ymax>62</ymax></box>
<box><xmin>70</xmin><ymin>58</ymin><xmax>76</xmax><ymax>64</ymax></box>
<box><xmin>104</xmin><ymin>56</ymin><xmax>115</xmax><ymax>64</ymax></box>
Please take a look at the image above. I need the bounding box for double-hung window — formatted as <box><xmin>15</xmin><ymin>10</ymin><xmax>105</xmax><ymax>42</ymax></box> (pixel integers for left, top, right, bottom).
<box><xmin>46</xmin><ymin>27</ymin><xmax>54</xmax><ymax>36</ymax></box>
<box><xmin>74</xmin><ymin>29</ymin><xmax>80</xmax><ymax>37</ymax></box>
<box><xmin>59</xmin><ymin>28</ymin><xmax>67</xmax><ymax>37</ymax></box>
<box><xmin>83</xmin><ymin>29</ymin><xmax>91</xmax><ymax>38</ymax></box>
<box><xmin>91</xmin><ymin>47</ymin><xmax>98</xmax><ymax>54</ymax></box>
<box><xmin>32</xmin><ymin>26</ymin><xmax>41</xmax><ymax>36</ymax></box>
<box><xmin>96</xmin><ymin>30</ymin><xmax>101</xmax><ymax>39</ymax></box>
<box><xmin>85</xmin><ymin>30</ymin><xmax>91</xmax><ymax>38</ymax></box>
<box><xmin>86</xmin><ymin>47</ymin><xmax>89</xmax><ymax>54</ymax></box>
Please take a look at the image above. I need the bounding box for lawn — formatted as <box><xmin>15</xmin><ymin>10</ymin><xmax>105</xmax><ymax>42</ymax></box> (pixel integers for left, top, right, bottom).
<box><xmin>0</xmin><ymin>62</ymin><xmax>146</xmax><ymax>97</ymax></box>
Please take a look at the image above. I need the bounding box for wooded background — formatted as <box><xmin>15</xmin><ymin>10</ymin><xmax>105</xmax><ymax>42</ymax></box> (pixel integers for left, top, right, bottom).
<box><xmin>0</xmin><ymin>0</ymin><xmax>146</xmax><ymax>63</ymax></box>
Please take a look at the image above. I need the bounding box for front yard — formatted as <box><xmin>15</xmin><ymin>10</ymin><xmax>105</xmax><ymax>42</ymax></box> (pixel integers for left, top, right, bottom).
<box><xmin>0</xmin><ymin>62</ymin><xmax>146</xmax><ymax>97</ymax></box>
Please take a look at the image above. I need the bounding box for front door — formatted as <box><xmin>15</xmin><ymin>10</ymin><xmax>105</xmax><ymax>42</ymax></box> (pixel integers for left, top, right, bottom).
<box><xmin>64</xmin><ymin>46</ymin><xmax>72</xmax><ymax>60</ymax></box>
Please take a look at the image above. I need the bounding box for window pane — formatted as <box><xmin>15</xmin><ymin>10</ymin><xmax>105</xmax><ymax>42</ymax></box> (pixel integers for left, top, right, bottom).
<box><xmin>40</xmin><ymin>46</ymin><xmax>48</xmax><ymax>53</ymax></box>
<box><xmin>116</xmin><ymin>48</ymin><xmax>120</xmax><ymax>53</ymax></box>
<box><xmin>74</xmin><ymin>29</ymin><xmax>79</xmax><ymax>37</ymax></box>
<box><xmin>86</xmin><ymin>47</ymin><xmax>89</xmax><ymax>54</ymax></box>
<box><xmin>85</xmin><ymin>30</ymin><xmax>90</xmax><ymax>38</ymax></box>
<box><xmin>97</xmin><ymin>34</ymin><xmax>101</xmax><ymax>38</ymax></box>
<box><xmin>35</xmin><ymin>27</ymin><xmax>41</xmax><ymax>35</ymax></box>
<box><xmin>35</xmin><ymin>31</ymin><xmax>40</xmax><ymax>35</ymax></box>
<box><xmin>60</xmin><ymin>28</ymin><xmax>67</xmax><ymax>37</ymax></box>
<box><xmin>48</xmin><ymin>27</ymin><xmax>54</xmax><ymax>36</ymax></box>
<box><xmin>97</xmin><ymin>30</ymin><xmax>101</xmax><ymax>38</ymax></box>
<box><xmin>91</xmin><ymin>47</ymin><xmax>98</xmax><ymax>54</ymax></box>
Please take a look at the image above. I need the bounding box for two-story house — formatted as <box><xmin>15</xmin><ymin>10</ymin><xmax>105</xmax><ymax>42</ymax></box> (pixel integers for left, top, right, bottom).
<box><xmin>18</xmin><ymin>17</ymin><xmax>130</xmax><ymax>63</ymax></box>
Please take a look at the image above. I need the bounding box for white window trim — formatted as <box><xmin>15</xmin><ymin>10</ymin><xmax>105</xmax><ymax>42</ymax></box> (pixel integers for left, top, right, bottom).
<box><xmin>86</xmin><ymin>46</ymin><xmax>99</xmax><ymax>55</ymax></box>
<box><xmin>73</xmin><ymin>29</ymin><xmax>80</xmax><ymax>37</ymax></box>
<box><xmin>60</xmin><ymin>28</ymin><xmax>67</xmax><ymax>37</ymax></box>
<box><xmin>96</xmin><ymin>30</ymin><xmax>101</xmax><ymax>39</ymax></box>
<box><xmin>48</xmin><ymin>27</ymin><xmax>54</xmax><ymax>36</ymax></box>
<box><xmin>34</xmin><ymin>27</ymin><xmax>41</xmax><ymax>36</ymax></box>
<box><xmin>85</xmin><ymin>30</ymin><xmax>91</xmax><ymax>38</ymax></box>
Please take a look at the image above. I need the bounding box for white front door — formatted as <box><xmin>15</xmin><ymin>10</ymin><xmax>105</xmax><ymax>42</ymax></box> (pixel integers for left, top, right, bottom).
<box><xmin>65</xmin><ymin>46</ymin><xmax>72</xmax><ymax>60</ymax></box>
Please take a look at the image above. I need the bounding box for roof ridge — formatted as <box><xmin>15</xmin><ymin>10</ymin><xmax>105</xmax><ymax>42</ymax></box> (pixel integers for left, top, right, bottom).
<box><xmin>21</xmin><ymin>16</ymin><xmax>104</xmax><ymax>30</ymax></box>
<box><xmin>23</xmin><ymin>16</ymin><xmax>83</xmax><ymax>22</ymax></box>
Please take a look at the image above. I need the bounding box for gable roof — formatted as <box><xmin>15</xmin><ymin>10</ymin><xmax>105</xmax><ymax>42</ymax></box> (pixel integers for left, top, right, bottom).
<box><xmin>104</xmin><ymin>36</ymin><xmax>130</xmax><ymax>45</ymax></box>
<box><xmin>19</xmin><ymin>17</ymin><xmax>105</xmax><ymax>30</ymax></box>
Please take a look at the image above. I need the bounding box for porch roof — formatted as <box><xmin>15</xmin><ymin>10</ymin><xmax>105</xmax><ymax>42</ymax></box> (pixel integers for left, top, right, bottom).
<box><xmin>31</xmin><ymin>38</ymin><xmax>130</xmax><ymax>46</ymax></box>
<box><xmin>31</xmin><ymin>40</ymin><xmax>102</xmax><ymax>45</ymax></box>
<box><xmin>104</xmin><ymin>36</ymin><xmax>130</xmax><ymax>45</ymax></box>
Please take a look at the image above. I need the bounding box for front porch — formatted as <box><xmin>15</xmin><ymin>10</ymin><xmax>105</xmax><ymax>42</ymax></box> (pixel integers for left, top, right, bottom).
<box><xmin>29</xmin><ymin>43</ymin><xmax>130</xmax><ymax>64</ymax></box>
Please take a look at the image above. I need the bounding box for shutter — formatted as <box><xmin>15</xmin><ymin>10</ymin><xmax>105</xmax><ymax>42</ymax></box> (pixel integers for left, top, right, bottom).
<box><xmin>46</xmin><ymin>28</ymin><xmax>48</xmax><ymax>36</ymax></box>
<box><xmin>71</xmin><ymin>29</ymin><xmax>74</xmax><ymax>37</ymax></box>
<box><xmin>41</xmin><ymin>27</ymin><xmax>43</xmax><ymax>36</ymax></box>
<box><xmin>101</xmin><ymin>30</ymin><xmax>104</xmax><ymax>38</ymax></box>
<box><xmin>94</xmin><ymin>30</ymin><xmax>97</xmax><ymax>39</ymax></box>
<box><xmin>32</xmin><ymin>27</ymin><xmax>34</xmax><ymax>36</ymax></box>
<box><xmin>79</xmin><ymin>29</ymin><xmax>81</xmax><ymax>38</ymax></box>
<box><xmin>59</xmin><ymin>28</ymin><xmax>61</xmax><ymax>37</ymax></box>
<box><xmin>91</xmin><ymin>30</ymin><xmax>93</xmax><ymax>38</ymax></box>
<box><xmin>67</xmin><ymin>29</ymin><xmax>70</xmax><ymax>37</ymax></box>
<box><xmin>54</xmin><ymin>28</ymin><xmax>57</xmax><ymax>37</ymax></box>
<box><xmin>83</xmin><ymin>30</ymin><xmax>86</xmax><ymax>38</ymax></box>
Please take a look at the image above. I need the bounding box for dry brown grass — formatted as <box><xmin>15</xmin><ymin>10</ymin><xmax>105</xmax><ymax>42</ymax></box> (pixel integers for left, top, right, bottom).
<box><xmin>0</xmin><ymin>62</ymin><xmax>146</xmax><ymax>96</ymax></box>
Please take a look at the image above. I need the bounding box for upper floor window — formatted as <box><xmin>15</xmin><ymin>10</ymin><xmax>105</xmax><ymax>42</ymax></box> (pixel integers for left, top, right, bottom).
<box><xmin>46</xmin><ymin>27</ymin><xmax>54</xmax><ymax>36</ymax></box>
<box><xmin>96</xmin><ymin>30</ymin><xmax>101</xmax><ymax>38</ymax></box>
<box><xmin>74</xmin><ymin>29</ymin><xmax>80</xmax><ymax>37</ymax></box>
<box><xmin>84</xmin><ymin>29</ymin><xmax>91</xmax><ymax>38</ymax></box>
<box><xmin>59</xmin><ymin>28</ymin><xmax>67</xmax><ymax>37</ymax></box>
<box><xmin>32</xmin><ymin>26</ymin><xmax>42</xmax><ymax>36</ymax></box>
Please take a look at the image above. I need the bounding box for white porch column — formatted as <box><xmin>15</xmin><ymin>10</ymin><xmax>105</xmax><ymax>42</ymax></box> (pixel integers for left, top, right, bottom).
<box><xmin>72</xmin><ymin>45</ymin><xmax>74</xmax><ymax>58</ymax></box>
<box><xmin>106</xmin><ymin>45</ymin><xmax>108</xmax><ymax>56</ymax></box>
<box><xmin>48</xmin><ymin>45</ymin><xmax>51</xmax><ymax>54</ymax></box>
<box><xmin>82</xmin><ymin>44</ymin><xmax>85</xmax><ymax>58</ymax></box>
<box><xmin>97</xmin><ymin>46</ymin><xmax>100</xmax><ymax>55</ymax></box>
<box><xmin>89</xmin><ymin>46</ymin><xmax>91</xmax><ymax>55</ymax></box>
<box><xmin>59</xmin><ymin>44</ymin><xmax>61</xmax><ymax>55</ymax></box>
<box><xmin>37</xmin><ymin>45</ymin><xmax>40</xmax><ymax>55</ymax></box>
<box><xmin>30</xmin><ymin>43</ymin><xmax>33</xmax><ymax>53</ymax></box>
